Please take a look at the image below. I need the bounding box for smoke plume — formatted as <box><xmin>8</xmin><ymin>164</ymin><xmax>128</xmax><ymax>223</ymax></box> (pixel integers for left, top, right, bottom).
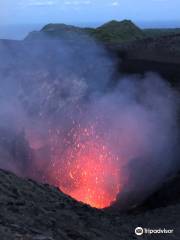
<box><xmin>0</xmin><ymin>34</ymin><xmax>179</xmax><ymax>209</ymax></box>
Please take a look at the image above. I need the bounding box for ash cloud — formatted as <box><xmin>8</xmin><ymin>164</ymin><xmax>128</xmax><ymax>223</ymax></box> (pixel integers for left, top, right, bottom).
<box><xmin>0</xmin><ymin>34</ymin><xmax>179</xmax><ymax>208</ymax></box>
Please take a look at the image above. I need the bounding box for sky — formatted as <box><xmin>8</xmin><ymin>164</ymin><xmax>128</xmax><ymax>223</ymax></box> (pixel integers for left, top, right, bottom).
<box><xmin>0</xmin><ymin>0</ymin><xmax>180</xmax><ymax>39</ymax></box>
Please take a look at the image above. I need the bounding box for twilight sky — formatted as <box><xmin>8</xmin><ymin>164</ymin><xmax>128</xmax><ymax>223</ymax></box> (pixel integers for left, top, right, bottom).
<box><xmin>0</xmin><ymin>0</ymin><xmax>180</xmax><ymax>25</ymax></box>
<box><xmin>0</xmin><ymin>0</ymin><xmax>180</xmax><ymax>39</ymax></box>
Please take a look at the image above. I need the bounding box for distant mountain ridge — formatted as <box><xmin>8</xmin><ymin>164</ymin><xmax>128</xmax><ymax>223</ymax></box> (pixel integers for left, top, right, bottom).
<box><xmin>94</xmin><ymin>20</ymin><xmax>145</xmax><ymax>43</ymax></box>
<box><xmin>1</xmin><ymin>19</ymin><xmax>180</xmax><ymax>83</ymax></box>
<box><xmin>25</xmin><ymin>20</ymin><xmax>146</xmax><ymax>43</ymax></box>
<box><xmin>25</xmin><ymin>19</ymin><xmax>180</xmax><ymax>45</ymax></box>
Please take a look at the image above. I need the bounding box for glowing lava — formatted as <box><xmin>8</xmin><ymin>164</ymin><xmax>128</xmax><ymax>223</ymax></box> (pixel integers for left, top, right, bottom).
<box><xmin>62</xmin><ymin>152</ymin><xmax>120</xmax><ymax>209</ymax></box>
<box><xmin>50</xmin><ymin>124</ymin><xmax>121</xmax><ymax>209</ymax></box>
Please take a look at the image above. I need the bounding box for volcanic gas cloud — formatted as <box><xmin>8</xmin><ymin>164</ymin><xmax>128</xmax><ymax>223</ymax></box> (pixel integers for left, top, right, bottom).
<box><xmin>0</xmin><ymin>36</ymin><xmax>178</xmax><ymax>209</ymax></box>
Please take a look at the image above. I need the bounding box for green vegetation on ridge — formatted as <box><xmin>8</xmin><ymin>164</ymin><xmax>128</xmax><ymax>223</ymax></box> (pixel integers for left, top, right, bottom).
<box><xmin>25</xmin><ymin>20</ymin><xmax>180</xmax><ymax>44</ymax></box>
<box><xmin>92</xmin><ymin>20</ymin><xmax>145</xmax><ymax>43</ymax></box>
<box><xmin>25</xmin><ymin>20</ymin><xmax>145</xmax><ymax>43</ymax></box>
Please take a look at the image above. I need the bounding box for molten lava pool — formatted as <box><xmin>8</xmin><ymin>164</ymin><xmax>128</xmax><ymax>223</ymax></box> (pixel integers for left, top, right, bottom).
<box><xmin>49</xmin><ymin>125</ymin><xmax>121</xmax><ymax>209</ymax></box>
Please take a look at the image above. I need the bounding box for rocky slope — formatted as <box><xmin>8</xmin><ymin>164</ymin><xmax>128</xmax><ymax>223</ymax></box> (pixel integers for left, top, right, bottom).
<box><xmin>108</xmin><ymin>33</ymin><xmax>180</xmax><ymax>84</ymax></box>
<box><xmin>144</xmin><ymin>28</ymin><xmax>180</xmax><ymax>38</ymax></box>
<box><xmin>0</xmin><ymin>168</ymin><xmax>179</xmax><ymax>240</ymax></box>
<box><xmin>131</xmin><ymin>172</ymin><xmax>180</xmax><ymax>213</ymax></box>
<box><xmin>117</xmin><ymin>33</ymin><xmax>180</xmax><ymax>63</ymax></box>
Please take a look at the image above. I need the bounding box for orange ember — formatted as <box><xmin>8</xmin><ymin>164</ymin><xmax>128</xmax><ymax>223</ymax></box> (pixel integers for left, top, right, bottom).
<box><xmin>51</xmin><ymin>125</ymin><xmax>121</xmax><ymax>209</ymax></box>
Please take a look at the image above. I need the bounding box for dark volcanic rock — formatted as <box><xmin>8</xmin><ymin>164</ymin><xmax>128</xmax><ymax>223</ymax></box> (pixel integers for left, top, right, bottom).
<box><xmin>1</xmin><ymin>32</ymin><xmax>180</xmax><ymax>86</ymax></box>
<box><xmin>111</xmin><ymin>34</ymin><xmax>180</xmax><ymax>84</ymax></box>
<box><xmin>130</xmin><ymin>172</ymin><xmax>180</xmax><ymax>213</ymax></box>
<box><xmin>0</xmin><ymin>169</ymin><xmax>180</xmax><ymax>239</ymax></box>
<box><xmin>0</xmin><ymin>169</ymin><xmax>121</xmax><ymax>240</ymax></box>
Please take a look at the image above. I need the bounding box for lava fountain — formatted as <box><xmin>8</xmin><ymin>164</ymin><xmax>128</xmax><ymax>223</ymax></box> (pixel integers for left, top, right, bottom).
<box><xmin>47</xmin><ymin>123</ymin><xmax>121</xmax><ymax>209</ymax></box>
